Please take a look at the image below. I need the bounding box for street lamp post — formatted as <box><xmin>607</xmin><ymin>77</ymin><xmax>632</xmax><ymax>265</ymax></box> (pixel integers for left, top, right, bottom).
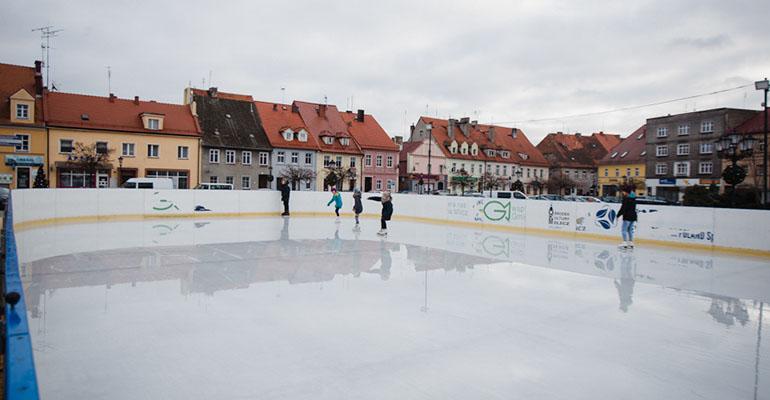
<box><xmin>755</xmin><ymin>78</ymin><xmax>769</xmax><ymax>206</ymax></box>
<box><xmin>715</xmin><ymin>132</ymin><xmax>758</xmax><ymax>207</ymax></box>
<box><xmin>117</xmin><ymin>156</ymin><xmax>124</xmax><ymax>186</ymax></box>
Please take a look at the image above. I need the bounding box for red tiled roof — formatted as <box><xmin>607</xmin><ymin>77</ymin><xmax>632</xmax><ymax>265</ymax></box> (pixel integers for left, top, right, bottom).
<box><xmin>190</xmin><ymin>88</ymin><xmax>254</xmax><ymax>102</ymax></box>
<box><xmin>734</xmin><ymin>108</ymin><xmax>767</xmax><ymax>135</ymax></box>
<box><xmin>44</xmin><ymin>92</ymin><xmax>200</xmax><ymax>136</ymax></box>
<box><xmin>253</xmin><ymin>101</ymin><xmax>319</xmax><ymax>150</ymax></box>
<box><xmin>536</xmin><ymin>131</ymin><xmax>620</xmax><ymax>168</ymax></box>
<box><xmin>598</xmin><ymin>125</ymin><xmax>647</xmax><ymax>165</ymax></box>
<box><xmin>419</xmin><ymin>116</ymin><xmax>549</xmax><ymax>166</ymax></box>
<box><xmin>0</xmin><ymin>62</ymin><xmax>43</xmax><ymax>126</ymax></box>
<box><xmin>294</xmin><ymin>101</ymin><xmax>362</xmax><ymax>155</ymax></box>
<box><xmin>340</xmin><ymin>111</ymin><xmax>398</xmax><ymax>152</ymax></box>
<box><xmin>399</xmin><ymin>141</ymin><xmax>422</xmax><ymax>158</ymax></box>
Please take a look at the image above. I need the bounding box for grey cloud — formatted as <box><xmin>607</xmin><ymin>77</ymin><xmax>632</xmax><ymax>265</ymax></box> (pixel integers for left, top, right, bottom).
<box><xmin>670</xmin><ymin>34</ymin><xmax>732</xmax><ymax>49</ymax></box>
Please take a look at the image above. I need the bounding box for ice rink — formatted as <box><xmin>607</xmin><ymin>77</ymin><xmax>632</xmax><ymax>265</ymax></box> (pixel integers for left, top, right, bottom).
<box><xmin>15</xmin><ymin>216</ymin><xmax>770</xmax><ymax>399</ymax></box>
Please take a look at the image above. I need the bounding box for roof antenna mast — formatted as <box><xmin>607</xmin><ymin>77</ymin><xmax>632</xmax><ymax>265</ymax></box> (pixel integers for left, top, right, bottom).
<box><xmin>32</xmin><ymin>25</ymin><xmax>63</xmax><ymax>88</ymax></box>
<box><xmin>106</xmin><ymin>66</ymin><xmax>111</xmax><ymax>94</ymax></box>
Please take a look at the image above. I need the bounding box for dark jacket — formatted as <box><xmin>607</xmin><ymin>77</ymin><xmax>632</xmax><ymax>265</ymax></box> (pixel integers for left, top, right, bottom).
<box><xmin>618</xmin><ymin>195</ymin><xmax>637</xmax><ymax>222</ymax></box>
<box><xmin>368</xmin><ymin>196</ymin><xmax>393</xmax><ymax>220</ymax></box>
<box><xmin>279</xmin><ymin>182</ymin><xmax>291</xmax><ymax>201</ymax></box>
<box><xmin>353</xmin><ymin>195</ymin><xmax>363</xmax><ymax>214</ymax></box>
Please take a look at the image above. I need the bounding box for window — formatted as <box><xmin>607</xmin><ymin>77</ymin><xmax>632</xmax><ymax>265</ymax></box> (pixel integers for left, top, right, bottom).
<box><xmin>322</xmin><ymin>137</ymin><xmax>334</xmax><ymax>145</ymax></box>
<box><xmin>340</xmin><ymin>138</ymin><xmax>350</xmax><ymax>146</ymax></box>
<box><xmin>147</xmin><ymin>118</ymin><xmax>160</xmax><ymax>130</ymax></box>
<box><xmin>96</xmin><ymin>141</ymin><xmax>108</xmax><ymax>154</ymax></box>
<box><xmin>178</xmin><ymin>146</ymin><xmax>189</xmax><ymax>160</ymax></box>
<box><xmin>147</xmin><ymin>170</ymin><xmax>189</xmax><ymax>189</ymax></box>
<box><xmin>376</xmin><ymin>155</ymin><xmax>383</xmax><ymax>167</ymax></box>
<box><xmin>640</xmin><ymin>150</ymin><xmax>647</xmax><ymax>156</ymax></box>
<box><xmin>225</xmin><ymin>150</ymin><xmax>236</xmax><ymax>164</ymax></box>
<box><xmin>655</xmin><ymin>163</ymin><xmax>668</xmax><ymax>175</ymax></box>
<box><xmin>242</xmin><ymin>176</ymin><xmax>251</xmax><ymax>189</ymax></box>
<box><xmin>615</xmin><ymin>168</ymin><xmax>620</xmax><ymax>177</ymax></box>
<box><xmin>209</xmin><ymin>149</ymin><xmax>220</xmax><ymax>163</ymax></box>
<box><xmin>656</xmin><ymin>145</ymin><xmax>668</xmax><ymax>157</ymax></box>
<box><xmin>283</xmin><ymin>129</ymin><xmax>293</xmax><ymax>141</ymax></box>
<box><xmin>259</xmin><ymin>152</ymin><xmax>269</xmax><ymax>166</ymax></box>
<box><xmin>225</xmin><ymin>176</ymin><xmax>234</xmax><ymax>185</ymax></box>
<box><xmin>16</xmin><ymin>104</ymin><xmax>29</xmax><ymax>120</ymax></box>
<box><xmin>336</xmin><ymin>156</ymin><xmax>342</xmax><ymax>167</ymax></box>
<box><xmin>471</xmin><ymin>164</ymin><xmax>475</xmax><ymax>174</ymax></box>
<box><xmin>527</xmin><ymin>168</ymin><xmax>531</xmax><ymax>178</ymax></box>
<box><xmin>452</xmin><ymin>163</ymin><xmax>457</xmax><ymax>172</ymax></box>
<box><xmin>14</xmin><ymin>134</ymin><xmax>29</xmax><ymax>152</ymax></box>
<box><xmin>210</xmin><ymin>176</ymin><xmax>218</xmax><ymax>183</ymax></box>
<box><xmin>375</xmin><ymin>179</ymin><xmax>382</xmax><ymax>190</ymax></box>
<box><xmin>604</xmin><ymin>168</ymin><xmax>608</xmax><ymax>177</ymax></box>
<box><xmin>699</xmin><ymin>161</ymin><xmax>713</xmax><ymax>175</ymax></box>
<box><xmin>386</xmin><ymin>155</ymin><xmax>393</xmax><ymax>168</ymax></box>
<box><xmin>387</xmin><ymin>180</ymin><xmax>395</xmax><ymax>190</ymax></box>
<box><xmin>277</xmin><ymin>151</ymin><xmax>285</xmax><ymax>163</ymax></box>
<box><xmin>291</xmin><ymin>152</ymin><xmax>299</xmax><ymax>164</ymax></box>
<box><xmin>60</xmin><ymin>139</ymin><xmax>74</xmax><ymax>153</ymax></box>
<box><xmin>678</xmin><ymin>125</ymin><xmax>690</xmax><ymax>135</ymax></box>
<box><xmin>674</xmin><ymin>161</ymin><xmax>690</xmax><ymax>176</ymax></box>
<box><xmin>324</xmin><ymin>155</ymin><xmax>331</xmax><ymax>166</ymax></box>
<box><xmin>365</xmin><ymin>154</ymin><xmax>372</xmax><ymax>166</ymax></box>
<box><xmin>540</xmin><ymin>169</ymin><xmax>544</xmax><ymax>177</ymax></box>
<box><xmin>501</xmin><ymin>151</ymin><xmax>510</xmax><ymax>158</ymax></box>
<box><xmin>634</xmin><ymin>167</ymin><xmax>639</xmax><ymax>176</ymax></box>
<box><xmin>304</xmin><ymin>153</ymin><xmax>312</xmax><ymax>164</ymax></box>
<box><xmin>657</xmin><ymin>127</ymin><xmax>668</xmax><ymax>137</ymax></box>
<box><xmin>701</xmin><ymin>121</ymin><xmax>714</xmax><ymax>133</ymax></box>
<box><xmin>298</xmin><ymin>130</ymin><xmax>308</xmax><ymax>142</ymax></box>
<box><xmin>620</xmin><ymin>151</ymin><xmax>628</xmax><ymax>158</ymax></box>
<box><xmin>626</xmin><ymin>168</ymin><xmax>631</xmax><ymax>177</ymax></box>
<box><xmin>350</xmin><ymin>157</ymin><xmax>356</xmax><ymax>168</ymax></box>
<box><xmin>122</xmin><ymin>143</ymin><xmax>135</xmax><ymax>157</ymax></box>
<box><xmin>676</xmin><ymin>143</ymin><xmax>690</xmax><ymax>156</ymax></box>
<box><xmin>503</xmin><ymin>166</ymin><xmax>508</xmax><ymax>176</ymax></box>
<box><xmin>148</xmin><ymin>144</ymin><xmax>159</xmax><ymax>158</ymax></box>
<box><xmin>610</xmin><ymin>152</ymin><xmax>618</xmax><ymax>158</ymax></box>
<box><xmin>700</xmin><ymin>142</ymin><xmax>713</xmax><ymax>154</ymax></box>
<box><xmin>495</xmin><ymin>165</ymin><xmax>500</xmax><ymax>175</ymax></box>
<box><xmin>242</xmin><ymin>151</ymin><xmax>252</xmax><ymax>165</ymax></box>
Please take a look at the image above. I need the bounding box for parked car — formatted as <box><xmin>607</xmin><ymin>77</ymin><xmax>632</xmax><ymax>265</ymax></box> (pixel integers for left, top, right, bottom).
<box><xmin>562</xmin><ymin>195</ymin><xmax>585</xmax><ymax>202</ymax></box>
<box><xmin>195</xmin><ymin>183</ymin><xmax>234</xmax><ymax>190</ymax></box>
<box><xmin>533</xmin><ymin>194</ymin><xmax>564</xmax><ymax>201</ymax></box>
<box><xmin>490</xmin><ymin>190</ymin><xmax>528</xmax><ymax>200</ymax></box>
<box><xmin>578</xmin><ymin>196</ymin><xmax>603</xmax><ymax>203</ymax></box>
<box><xmin>122</xmin><ymin>178</ymin><xmax>174</xmax><ymax>189</ymax></box>
<box><xmin>601</xmin><ymin>196</ymin><xmax>621</xmax><ymax>203</ymax></box>
<box><xmin>462</xmin><ymin>191</ymin><xmax>484</xmax><ymax>197</ymax></box>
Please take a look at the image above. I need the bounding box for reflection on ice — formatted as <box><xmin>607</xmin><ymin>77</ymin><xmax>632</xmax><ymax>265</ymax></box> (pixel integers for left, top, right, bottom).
<box><xmin>16</xmin><ymin>217</ymin><xmax>770</xmax><ymax>400</ymax></box>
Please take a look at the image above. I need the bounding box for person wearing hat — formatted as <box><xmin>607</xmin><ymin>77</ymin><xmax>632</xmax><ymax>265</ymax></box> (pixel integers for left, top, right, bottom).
<box><xmin>368</xmin><ymin>191</ymin><xmax>393</xmax><ymax>236</ymax></box>
<box><xmin>352</xmin><ymin>188</ymin><xmax>363</xmax><ymax>225</ymax></box>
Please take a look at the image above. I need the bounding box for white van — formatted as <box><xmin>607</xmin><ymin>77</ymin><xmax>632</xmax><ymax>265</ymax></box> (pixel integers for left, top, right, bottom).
<box><xmin>122</xmin><ymin>177</ymin><xmax>174</xmax><ymax>189</ymax></box>
<box><xmin>489</xmin><ymin>190</ymin><xmax>528</xmax><ymax>200</ymax></box>
<box><xmin>195</xmin><ymin>183</ymin><xmax>234</xmax><ymax>190</ymax></box>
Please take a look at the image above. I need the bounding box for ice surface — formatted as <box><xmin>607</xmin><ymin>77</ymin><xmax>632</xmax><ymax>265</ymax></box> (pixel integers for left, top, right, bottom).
<box><xmin>16</xmin><ymin>217</ymin><xmax>770</xmax><ymax>400</ymax></box>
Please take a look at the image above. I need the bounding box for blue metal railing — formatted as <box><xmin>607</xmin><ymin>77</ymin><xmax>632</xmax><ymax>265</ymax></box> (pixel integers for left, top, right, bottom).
<box><xmin>4</xmin><ymin>195</ymin><xmax>40</xmax><ymax>399</ymax></box>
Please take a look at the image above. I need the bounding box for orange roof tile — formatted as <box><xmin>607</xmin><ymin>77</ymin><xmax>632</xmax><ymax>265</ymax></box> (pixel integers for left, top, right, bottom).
<box><xmin>190</xmin><ymin>88</ymin><xmax>254</xmax><ymax>102</ymax></box>
<box><xmin>340</xmin><ymin>111</ymin><xmax>398</xmax><ymax>152</ymax></box>
<box><xmin>253</xmin><ymin>101</ymin><xmax>319</xmax><ymax>150</ymax></box>
<box><xmin>44</xmin><ymin>92</ymin><xmax>200</xmax><ymax>136</ymax></box>
<box><xmin>294</xmin><ymin>101</ymin><xmax>362</xmax><ymax>155</ymax></box>
<box><xmin>536</xmin><ymin>131</ymin><xmax>620</xmax><ymax>168</ymax></box>
<box><xmin>0</xmin><ymin>62</ymin><xmax>44</xmax><ymax>126</ymax></box>
<box><xmin>598</xmin><ymin>125</ymin><xmax>647</xmax><ymax>165</ymax></box>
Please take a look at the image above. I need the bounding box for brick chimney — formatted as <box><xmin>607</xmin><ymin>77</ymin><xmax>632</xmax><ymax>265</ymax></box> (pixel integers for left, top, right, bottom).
<box><xmin>318</xmin><ymin>104</ymin><xmax>327</xmax><ymax>117</ymax></box>
<box><xmin>133</xmin><ymin>96</ymin><xmax>140</xmax><ymax>105</ymax></box>
<box><xmin>34</xmin><ymin>61</ymin><xmax>43</xmax><ymax>95</ymax></box>
<box><xmin>208</xmin><ymin>87</ymin><xmax>218</xmax><ymax>98</ymax></box>
<box><xmin>487</xmin><ymin>126</ymin><xmax>495</xmax><ymax>143</ymax></box>
<box><xmin>291</xmin><ymin>103</ymin><xmax>299</xmax><ymax>113</ymax></box>
<box><xmin>459</xmin><ymin>117</ymin><xmax>470</xmax><ymax>136</ymax></box>
<box><xmin>356</xmin><ymin>109</ymin><xmax>365</xmax><ymax>122</ymax></box>
<box><xmin>447</xmin><ymin>118</ymin><xmax>457</xmax><ymax>139</ymax></box>
<box><xmin>109</xmin><ymin>93</ymin><xmax>116</xmax><ymax>103</ymax></box>
<box><xmin>511</xmin><ymin>128</ymin><xmax>517</xmax><ymax>139</ymax></box>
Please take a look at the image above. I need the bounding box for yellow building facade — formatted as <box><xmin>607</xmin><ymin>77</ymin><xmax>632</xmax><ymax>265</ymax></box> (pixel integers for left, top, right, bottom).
<box><xmin>598</xmin><ymin>162</ymin><xmax>646</xmax><ymax>197</ymax></box>
<box><xmin>316</xmin><ymin>152</ymin><xmax>362</xmax><ymax>191</ymax></box>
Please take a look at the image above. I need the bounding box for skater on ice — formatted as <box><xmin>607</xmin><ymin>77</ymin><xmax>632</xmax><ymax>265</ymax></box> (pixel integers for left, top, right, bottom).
<box><xmin>368</xmin><ymin>191</ymin><xmax>393</xmax><ymax>236</ymax></box>
<box><xmin>352</xmin><ymin>188</ymin><xmax>363</xmax><ymax>226</ymax></box>
<box><xmin>617</xmin><ymin>187</ymin><xmax>637</xmax><ymax>249</ymax></box>
<box><xmin>279</xmin><ymin>178</ymin><xmax>291</xmax><ymax>216</ymax></box>
<box><xmin>327</xmin><ymin>187</ymin><xmax>343</xmax><ymax>221</ymax></box>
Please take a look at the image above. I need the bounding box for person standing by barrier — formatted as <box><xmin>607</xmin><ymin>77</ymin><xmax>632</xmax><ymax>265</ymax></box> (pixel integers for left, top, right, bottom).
<box><xmin>618</xmin><ymin>188</ymin><xmax>638</xmax><ymax>249</ymax></box>
<box><xmin>327</xmin><ymin>187</ymin><xmax>343</xmax><ymax>221</ymax></box>
<box><xmin>368</xmin><ymin>191</ymin><xmax>393</xmax><ymax>236</ymax></box>
<box><xmin>279</xmin><ymin>178</ymin><xmax>291</xmax><ymax>216</ymax></box>
<box><xmin>352</xmin><ymin>188</ymin><xmax>363</xmax><ymax>226</ymax></box>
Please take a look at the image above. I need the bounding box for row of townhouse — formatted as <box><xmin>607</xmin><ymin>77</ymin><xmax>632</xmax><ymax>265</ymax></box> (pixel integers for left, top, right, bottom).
<box><xmin>401</xmin><ymin>117</ymin><xmax>550</xmax><ymax>195</ymax></box>
<box><xmin>0</xmin><ymin>61</ymin><xmax>399</xmax><ymax>191</ymax></box>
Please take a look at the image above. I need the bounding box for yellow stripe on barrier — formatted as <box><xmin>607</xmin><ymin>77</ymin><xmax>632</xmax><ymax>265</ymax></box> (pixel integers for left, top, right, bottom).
<box><xmin>13</xmin><ymin>211</ymin><xmax>770</xmax><ymax>259</ymax></box>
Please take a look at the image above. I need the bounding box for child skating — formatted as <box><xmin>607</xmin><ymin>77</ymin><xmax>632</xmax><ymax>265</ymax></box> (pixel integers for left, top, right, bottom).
<box><xmin>352</xmin><ymin>188</ymin><xmax>363</xmax><ymax>226</ymax></box>
<box><xmin>327</xmin><ymin>187</ymin><xmax>343</xmax><ymax>221</ymax></box>
<box><xmin>368</xmin><ymin>191</ymin><xmax>393</xmax><ymax>236</ymax></box>
<box><xmin>617</xmin><ymin>188</ymin><xmax>638</xmax><ymax>249</ymax></box>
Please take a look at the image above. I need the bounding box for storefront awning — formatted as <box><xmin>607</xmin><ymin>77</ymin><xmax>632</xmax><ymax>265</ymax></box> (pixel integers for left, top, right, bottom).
<box><xmin>5</xmin><ymin>155</ymin><xmax>44</xmax><ymax>167</ymax></box>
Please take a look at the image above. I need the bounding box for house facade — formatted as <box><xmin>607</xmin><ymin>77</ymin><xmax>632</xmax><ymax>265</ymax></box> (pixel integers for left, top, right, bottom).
<box><xmin>597</xmin><ymin>125</ymin><xmax>647</xmax><ymax>197</ymax></box>
<box><xmin>398</xmin><ymin>137</ymin><xmax>448</xmax><ymax>193</ymax></box>
<box><xmin>728</xmin><ymin>108</ymin><xmax>768</xmax><ymax>200</ymax></box>
<box><xmin>254</xmin><ymin>101</ymin><xmax>318</xmax><ymax>191</ymax></box>
<box><xmin>341</xmin><ymin>109</ymin><xmax>399</xmax><ymax>192</ymax></box>
<box><xmin>44</xmin><ymin>92</ymin><xmax>201</xmax><ymax>188</ymax></box>
<box><xmin>645</xmin><ymin>108</ymin><xmax>757</xmax><ymax>202</ymax></box>
<box><xmin>537</xmin><ymin>132</ymin><xmax>621</xmax><ymax>196</ymax></box>
<box><xmin>0</xmin><ymin>61</ymin><xmax>47</xmax><ymax>189</ymax></box>
<box><xmin>188</xmin><ymin>88</ymin><xmax>272</xmax><ymax>189</ymax></box>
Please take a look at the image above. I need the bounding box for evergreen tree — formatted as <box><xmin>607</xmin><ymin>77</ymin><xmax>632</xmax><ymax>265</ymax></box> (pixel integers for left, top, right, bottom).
<box><xmin>33</xmin><ymin>165</ymin><xmax>48</xmax><ymax>188</ymax></box>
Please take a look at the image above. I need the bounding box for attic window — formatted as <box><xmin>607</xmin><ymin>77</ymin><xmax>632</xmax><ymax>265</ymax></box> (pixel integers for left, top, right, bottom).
<box><xmin>283</xmin><ymin>129</ymin><xmax>294</xmax><ymax>141</ymax></box>
<box><xmin>340</xmin><ymin>138</ymin><xmax>350</xmax><ymax>146</ymax></box>
<box><xmin>322</xmin><ymin>136</ymin><xmax>334</xmax><ymax>145</ymax></box>
<box><xmin>637</xmin><ymin>133</ymin><xmax>644</xmax><ymax>140</ymax></box>
<box><xmin>640</xmin><ymin>150</ymin><xmax>647</xmax><ymax>156</ymax></box>
<box><xmin>518</xmin><ymin>152</ymin><xmax>529</xmax><ymax>160</ymax></box>
<box><xmin>298</xmin><ymin>129</ymin><xmax>308</xmax><ymax>142</ymax></box>
<box><xmin>501</xmin><ymin>151</ymin><xmax>510</xmax><ymax>158</ymax></box>
<box><xmin>486</xmin><ymin>149</ymin><xmax>495</xmax><ymax>157</ymax></box>
<box><xmin>225</xmin><ymin>114</ymin><xmax>231</xmax><ymax>119</ymax></box>
<box><xmin>620</xmin><ymin>151</ymin><xmax>628</xmax><ymax>158</ymax></box>
<box><xmin>80</xmin><ymin>113</ymin><xmax>90</xmax><ymax>121</ymax></box>
<box><xmin>570</xmin><ymin>156</ymin><xmax>576</xmax><ymax>161</ymax></box>
<box><xmin>214</xmin><ymin>128</ymin><xmax>220</xmax><ymax>135</ymax></box>
<box><xmin>147</xmin><ymin>118</ymin><xmax>160</xmax><ymax>130</ymax></box>
<box><xmin>610</xmin><ymin>152</ymin><xmax>618</xmax><ymax>158</ymax></box>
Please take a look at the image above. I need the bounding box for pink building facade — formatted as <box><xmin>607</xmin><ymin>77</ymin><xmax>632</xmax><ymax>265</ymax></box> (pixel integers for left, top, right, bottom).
<box><xmin>398</xmin><ymin>138</ymin><xmax>448</xmax><ymax>193</ymax></box>
<box><xmin>341</xmin><ymin>110</ymin><xmax>399</xmax><ymax>192</ymax></box>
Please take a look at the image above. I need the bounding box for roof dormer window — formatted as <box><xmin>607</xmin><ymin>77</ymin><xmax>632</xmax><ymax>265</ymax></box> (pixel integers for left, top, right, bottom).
<box><xmin>620</xmin><ymin>151</ymin><xmax>628</xmax><ymax>158</ymax></box>
<box><xmin>486</xmin><ymin>149</ymin><xmax>495</xmax><ymax>157</ymax></box>
<box><xmin>517</xmin><ymin>152</ymin><xmax>529</xmax><ymax>160</ymax></box>
<box><xmin>298</xmin><ymin>129</ymin><xmax>308</xmax><ymax>142</ymax></box>
<box><xmin>9</xmin><ymin>89</ymin><xmax>35</xmax><ymax>124</ymax></box>
<box><xmin>323</xmin><ymin>136</ymin><xmax>334</xmax><ymax>145</ymax></box>
<box><xmin>449</xmin><ymin>140</ymin><xmax>458</xmax><ymax>154</ymax></box>
<box><xmin>340</xmin><ymin>138</ymin><xmax>350</xmax><ymax>146</ymax></box>
<box><xmin>501</xmin><ymin>151</ymin><xmax>510</xmax><ymax>158</ymax></box>
<box><xmin>283</xmin><ymin>128</ymin><xmax>294</xmax><ymax>141</ymax></box>
<box><xmin>610</xmin><ymin>151</ymin><xmax>618</xmax><ymax>158</ymax></box>
<box><xmin>16</xmin><ymin>104</ymin><xmax>29</xmax><ymax>120</ymax></box>
<box><xmin>140</xmin><ymin>113</ymin><xmax>164</xmax><ymax>130</ymax></box>
<box><xmin>148</xmin><ymin>118</ymin><xmax>160</xmax><ymax>130</ymax></box>
<box><xmin>460</xmin><ymin>142</ymin><xmax>468</xmax><ymax>154</ymax></box>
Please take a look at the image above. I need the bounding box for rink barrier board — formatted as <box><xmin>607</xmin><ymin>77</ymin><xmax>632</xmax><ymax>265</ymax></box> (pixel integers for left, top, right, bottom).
<box><xmin>9</xmin><ymin>189</ymin><xmax>770</xmax><ymax>258</ymax></box>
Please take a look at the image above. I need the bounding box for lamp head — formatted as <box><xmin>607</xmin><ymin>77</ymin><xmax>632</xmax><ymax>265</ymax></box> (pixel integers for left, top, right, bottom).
<box><xmin>756</xmin><ymin>79</ymin><xmax>769</xmax><ymax>91</ymax></box>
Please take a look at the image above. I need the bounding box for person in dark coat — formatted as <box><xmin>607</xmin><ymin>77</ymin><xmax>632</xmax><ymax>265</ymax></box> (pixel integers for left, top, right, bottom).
<box><xmin>617</xmin><ymin>188</ymin><xmax>638</xmax><ymax>248</ymax></box>
<box><xmin>368</xmin><ymin>191</ymin><xmax>393</xmax><ymax>236</ymax></box>
<box><xmin>352</xmin><ymin>188</ymin><xmax>363</xmax><ymax>225</ymax></box>
<box><xmin>279</xmin><ymin>178</ymin><xmax>291</xmax><ymax>216</ymax></box>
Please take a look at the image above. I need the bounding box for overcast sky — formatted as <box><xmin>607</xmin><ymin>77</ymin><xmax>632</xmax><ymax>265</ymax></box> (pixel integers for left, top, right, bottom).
<box><xmin>2</xmin><ymin>0</ymin><xmax>769</xmax><ymax>143</ymax></box>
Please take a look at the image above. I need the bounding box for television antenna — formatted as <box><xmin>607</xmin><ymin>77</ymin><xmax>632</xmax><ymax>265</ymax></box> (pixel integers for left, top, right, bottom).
<box><xmin>106</xmin><ymin>66</ymin><xmax>112</xmax><ymax>94</ymax></box>
<box><xmin>32</xmin><ymin>25</ymin><xmax>63</xmax><ymax>88</ymax></box>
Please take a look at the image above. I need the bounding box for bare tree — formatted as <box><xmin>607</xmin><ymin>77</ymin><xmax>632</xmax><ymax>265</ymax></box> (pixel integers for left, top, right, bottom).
<box><xmin>68</xmin><ymin>142</ymin><xmax>113</xmax><ymax>187</ymax></box>
<box><xmin>480</xmin><ymin>172</ymin><xmax>508</xmax><ymax>193</ymax></box>
<box><xmin>279</xmin><ymin>165</ymin><xmax>316</xmax><ymax>190</ymax></box>
<box><xmin>545</xmin><ymin>172</ymin><xmax>576</xmax><ymax>195</ymax></box>
<box><xmin>450</xmin><ymin>169</ymin><xmax>475</xmax><ymax>194</ymax></box>
<box><xmin>323</xmin><ymin>164</ymin><xmax>357</xmax><ymax>191</ymax></box>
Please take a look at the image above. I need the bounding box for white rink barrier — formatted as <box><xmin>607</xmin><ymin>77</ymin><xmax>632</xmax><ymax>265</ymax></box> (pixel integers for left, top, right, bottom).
<box><xmin>10</xmin><ymin>189</ymin><xmax>770</xmax><ymax>257</ymax></box>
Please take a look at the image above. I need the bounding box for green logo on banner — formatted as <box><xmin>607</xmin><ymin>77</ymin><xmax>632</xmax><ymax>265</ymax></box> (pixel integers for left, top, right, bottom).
<box><xmin>481</xmin><ymin>200</ymin><xmax>511</xmax><ymax>221</ymax></box>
